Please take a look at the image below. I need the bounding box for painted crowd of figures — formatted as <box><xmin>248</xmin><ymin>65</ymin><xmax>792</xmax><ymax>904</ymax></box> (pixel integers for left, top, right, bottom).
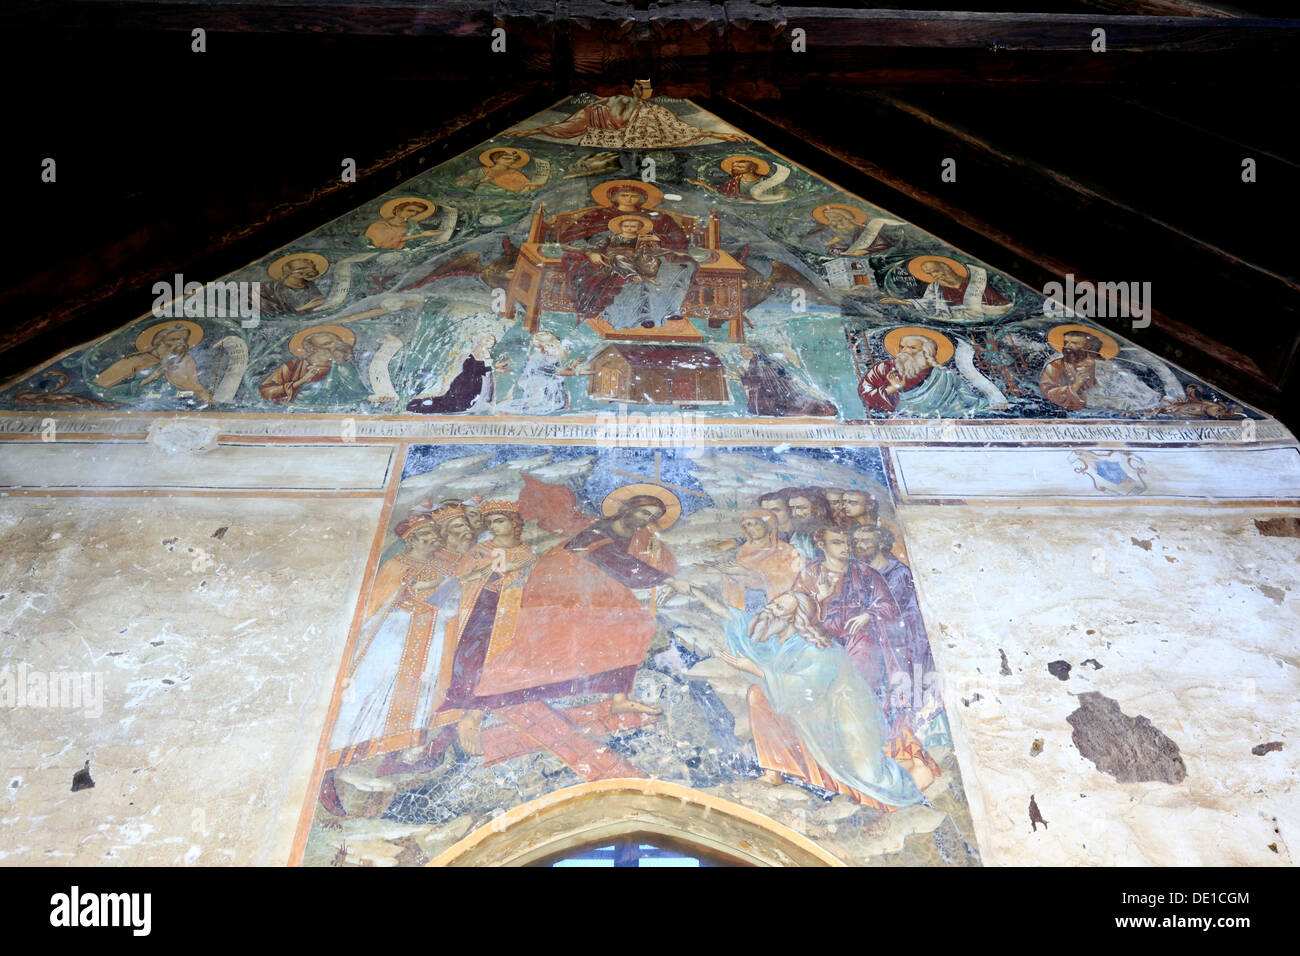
<box><xmin>322</xmin><ymin>477</ymin><xmax>945</xmax><ymax>817</ymax></box>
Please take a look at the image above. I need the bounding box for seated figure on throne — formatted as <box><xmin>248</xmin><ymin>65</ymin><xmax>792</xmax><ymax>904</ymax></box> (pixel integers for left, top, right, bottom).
<box><xmin>561</xmin><ymin>215</ymin><xmax>698</xmax><ymax>330</ymax></box>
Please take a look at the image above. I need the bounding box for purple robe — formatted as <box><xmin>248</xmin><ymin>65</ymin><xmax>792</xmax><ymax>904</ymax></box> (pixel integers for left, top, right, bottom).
<box><xmin>796</xmin><ymin>558</ymin><xmax>901</xmax><ymax>692</ymax></box>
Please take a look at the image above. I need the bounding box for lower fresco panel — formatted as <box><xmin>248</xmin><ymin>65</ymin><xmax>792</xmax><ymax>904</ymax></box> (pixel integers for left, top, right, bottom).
<box><xmin>302</xmin><ymin>442</ymin><xmax>979</xmax><ymax>867</ymax></box>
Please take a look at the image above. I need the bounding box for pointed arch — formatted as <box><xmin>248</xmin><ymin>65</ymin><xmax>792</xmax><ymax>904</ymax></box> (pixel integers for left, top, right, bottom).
<box><xmin>428</xmin><ymin>779</ymin><xmax>845</xmax><ymax>867</ymax></box>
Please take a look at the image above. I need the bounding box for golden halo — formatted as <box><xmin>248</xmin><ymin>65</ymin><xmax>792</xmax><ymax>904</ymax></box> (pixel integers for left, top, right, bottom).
<box><xmin>882</xmin><ymin>326</ymin><xmax>954</xmax><ymax>365</ymax></box>
<box><xmin>720</xmin><ymin>155</ymin><xmax>770</xmax><ymax>176</ymax></box>
<box><xmin>601</xmin><ymin>483</ymin><xmax>682</xmax><ymax>532</ymax></box>
<box><xmin>1047</xmin><ymin>324</ymin><xmax>1120</xmax><ymax>360</ymax></box>
<box><xmin>135</xmin><ymin>320</ymin><xmax>203</xmax><ymax>352</ymax></box>
<box><xmin>479</xmin><ymin>147</ymin><xmax>530</xmax><ymax>168</ymax></box>
<box><xmin>608</xmin><ymin>215</ymin><xmax>655</xmax><ymax>236</ymax></box>
<box><xmin>812</xmin><ymin>203</ymin><xmax>869</xmax><ymax>226</ymax></box>
<box><xmin>267</xmin><ymin>252</ymin><xmax>329</xmax><ymax>280</ymax></box>
<box><xmin>591</xmin><ymin>179</ymin><xmax>663</xmax><ymax>210</ymax></box>
<box><xmin>907</xmin><ymin>255</ymin><xmax>968</xmax><ymax>284</ymax></box>
<box><xmin>379</xmin><ymin>196</ymin><xmax>436</xmax><ymax>221</ymax></box>
<box><xmin>288</xmin><ymin>324</ymin><xmax>357</xmax><ymax>358</ymax></box>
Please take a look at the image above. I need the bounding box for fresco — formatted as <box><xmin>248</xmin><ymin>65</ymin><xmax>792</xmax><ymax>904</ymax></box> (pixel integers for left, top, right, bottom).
<box><xmin>0</xmin><ymin>82</ymin><xmax>1254</xmax><ymax>424</ymax></box>
<box><xmin>303</xmin><ymin>442</ymin><xmax>978</xmax><ymax>866</ymax></box>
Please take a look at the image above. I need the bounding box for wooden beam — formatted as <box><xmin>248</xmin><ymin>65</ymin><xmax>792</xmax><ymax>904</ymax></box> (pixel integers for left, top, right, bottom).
<box><xmin>39</xmin><ymin>2</ymin><xmax>1300</xmax><ymax>54</ymax></box>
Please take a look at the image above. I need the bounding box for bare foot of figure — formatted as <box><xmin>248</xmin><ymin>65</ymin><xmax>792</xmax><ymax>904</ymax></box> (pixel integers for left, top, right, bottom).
<box><xmin>757</xmin><ymin>770</ymin><xmax>785</xmax><ymax>788</ymax></box>
<box><xmin>457</xmin><ymin>710</ymin><xmax>485</xmax><ymax>756</ymax></box>
<box><xmin>609</xmin><ymin>693</ymin><xmax>662</xmax><ymax>716</ymax></box>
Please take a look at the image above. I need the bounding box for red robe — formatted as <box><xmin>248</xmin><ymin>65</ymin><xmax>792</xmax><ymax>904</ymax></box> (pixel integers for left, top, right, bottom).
<box><xmin>857</xmin><ymin>360</ymin><xmax>931</xmax><ymax>413</ymax></box>
<box><xmin>472</xmin><ymin>476</ymin><xmax>677</xmax><ymax>699</ymax></box>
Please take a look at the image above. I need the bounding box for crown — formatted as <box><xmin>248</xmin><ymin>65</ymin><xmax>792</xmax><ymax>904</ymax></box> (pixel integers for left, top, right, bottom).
<box><xmin>479</xmin><ymin>499</ymin><xmax>519</xmax><ymax>516</ymax></box>
<box><xmin>428</xmin><ymin>504</ymin><xmax>466</xmax><ymax>524</ymax></box>
<box><xmin>394</xmin><ymin>512</ymin><xmax>437</xmax><ymax>538</ymax></box>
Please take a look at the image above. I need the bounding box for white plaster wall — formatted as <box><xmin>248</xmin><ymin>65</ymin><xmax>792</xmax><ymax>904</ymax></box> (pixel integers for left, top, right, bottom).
<box><xmin>898</xmin><ymin>503</ymin><xmax>1298</xmax><ymax>866</ymax></box>
<box><xmin>0</xmin><ymin>495</ymin><xmax>379</xmax><ymax>865</ymax></box>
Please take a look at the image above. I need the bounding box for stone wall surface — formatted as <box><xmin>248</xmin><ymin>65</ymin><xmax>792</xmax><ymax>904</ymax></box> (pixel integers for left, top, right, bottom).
<box><xmin>0</xmin><ymin>495</ymin><xmax>378</xmax><ymax>865</ymax></box>
<box><xmin>897</xmin><ymin>503</ymin><xmax>1298</xmax><ymax>867</ymax></box>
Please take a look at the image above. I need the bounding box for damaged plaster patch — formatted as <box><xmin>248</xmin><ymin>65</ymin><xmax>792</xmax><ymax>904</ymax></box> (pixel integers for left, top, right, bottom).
<box><xmin>1028</xmin><ymin>795</ymin><xmax>1048</xmax><ymax>832</ymax></box>
<box><xmin>1130</xmin><ymin>537</ymin><xmax>1153</xmax><ymax>551</ymax></box>
<box><xmin>1251</xmin><ymin>741</ymin><xmax>1284</xmax><ymax>756</ymax></box>
<box><xmin>70</xmin><ymin>761</ymin><xmax>95</xmax><ymax>792</ymax></box>
<box><xmin>1067</xmin><ymin>693</ymin><xmax>1187</xmax><ymax>785</ymax></box>
<box><xmin>1256</xmin><ymin>584</ymin><xmax>1286</xmax><ymax>605</ymax></box>
<box><xmin>1048</xmin><ymin>660</ymin><xmax>1072</xmax><ymax>681</ymax></box>
<box><xmin>1254</xmin><ymin>516</ymin><xmax>1300</xmax><ymax>538</ymax></box>
<box><xmin>999</xmin><ymin>649</ymin><xmax>1012</xmax><ymax>676</ymax></box>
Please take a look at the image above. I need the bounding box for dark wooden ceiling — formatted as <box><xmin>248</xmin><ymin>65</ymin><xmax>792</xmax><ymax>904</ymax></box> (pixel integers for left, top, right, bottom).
<box><xmin>2</xmin><ymin>1</ymin><xmax>1296</xmax><ymax>423</ymax></box>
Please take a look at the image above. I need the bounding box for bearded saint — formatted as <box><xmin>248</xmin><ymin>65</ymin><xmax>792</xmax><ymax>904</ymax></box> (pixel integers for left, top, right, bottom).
<box><xmin>857</xmin><ymin>333</ymin><xmax>985</xmax><ymax>417</ymax></box>
<box><xmin>661</xmin><ymin>581</ymin><xmax>937</xmax><ymax>809</ymax></box>
<box><xmin>1039</xmin><ymin>330</ymin><xmax>1161</xmax><ymax>412</ymax></box>
<box><xmin>715</xmin><ymin>509</ymin><xmax>805</xmax><ymax>613</ymax></box>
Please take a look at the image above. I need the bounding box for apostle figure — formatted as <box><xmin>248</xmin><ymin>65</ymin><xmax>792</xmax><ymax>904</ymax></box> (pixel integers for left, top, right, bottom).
<box><xmin>363</xmin><ymin>198</ymin><xmax>449</xmax><ymax>251</ymax></box>
<box><xmin>659</xmin><ymin>581</ymin><xmax>936</xmax><ymax>808</ymax></box>
<box><xmin>1039</xmin><ymin>326</ymin><xmax>1161</xmax><ymax>412</ymax></box>
<box><xmin>857</xmin><ymin>328</ymin><xmax>986</xmax><ymax>418</ymax></box>
<box><xmin>793</xmin><ymin>524</ymin><xmax>902</xmax><ymax>695</ymax></box>
<box><xmin>710</xmin><ymin>509</ymin><xmax>806</xmax><ymax>613</ymax></box>
<box><xmin>259</xmin><ymin>326</ymin><xmax>367</xmax><ymax>406</ymax></box>
<box><xmin>802</xmin><ymin>204</ymin><xmax>901</xmax><ymax>257</ymax></box>
<box><xmin>457</xmin><ymin>480</ymin><xmax>679</xmax><ymax>737</ymax></box>
<box><xmin>850</xmin><ymin>525</ymin><xmax>933</xmax><ymax>696</ymax></box>
<box><xmin>512</xmin><ymin>79</ymin><xmax>746</xmax><ymax>148</ymax></box>
<box><xmin>406</xmin><ymin>334</ymin><xmax>505</xmax><ymax>414</ymax></box>
<box><xmin>456</xmin><ymin>148</ymin><xmax>549</xmax><ymax>192</ymax></box>
<box><xmin>261</xmin><ymin>253</ymin><xmax>328</xmax><ymax>316</ymax></box>
<box><xmin>732</xmin><ymin>346</ymin><xmax>838</xmax><ymax>418</ymax></box>
<box><xmin>881</xmin><ymin>255</ymin><xmax>1012</xmax><ymax>321</ymax></box>
<box><xmin>687</xmin><ymin>155</ymin><xmax>792</xmax><ymax>202</ymax></box>
<box><xmin>784</xmin><ymin>487</ymin><xmax>833</xmax><ymax>560</ymax></box>
<box><xmin>756</xmin><ymin>491</ymin><xmax>795</xmax><ymax>543</ymax></box>
<box><xmin>94</xmin><ymin>320</ymin><xmax>212</xmax><ymax>404</ymax></box>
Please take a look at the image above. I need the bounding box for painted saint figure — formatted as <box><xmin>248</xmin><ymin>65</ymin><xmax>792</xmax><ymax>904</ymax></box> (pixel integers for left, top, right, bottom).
<box><xmin>259</xmin><ymin>325</ymin><xmax>367</xmax><ymax>406</ymax></box>
<box><xmin>1039</xmin><ymin>326</ymin><xmax>1160</xmax><ymax>412</ymax></box>
<box><xmin>563</xmin><ymin>216</ymin><xmax>698</xmax><ymax>330</ymax></box>
<box><xmin>660</xmin><ymin>581</ymin><xmax>935</xmax><ymax>808</ymax></box>
<box><xmin>261</xmin><ymin>254</ymin><xmax>328</xmax><ymax>316</ymax></box>
<box><xmin>456</xmin><ymin>148</ymin><xmax>549</xmax><ymax>192</ymax></box>
<box><xmin>857</xmin><ymin>329</ymin><xmax>986</xmax><ymax>417</ymax></box>
<box><xmin>711</xmin><ymin>508</ymin><xmax>806</xmax><ymax>613</ymax></box>
<box><xmin>363</xmin><ymin>198</ymin><xmax>448</xmax><ymax>251</ymax></box>
<box><xmin>687</xmin><ymin>155</ymin><xmax>792</xmax><ymax>202</ymax></box>
<box><xmin>459</xmin><ymin>482</ymin><xmax>680</xmax><ymax>740</ymax></box>
<box><xmin>881</xmin><ymin>255</ymin><xmax>1012</xmax><ymax>321</ymax></box>
<box><xmin>93</xmin><ymin>320</ymin><xmax>212</xmax><ymax>404</ymax></box>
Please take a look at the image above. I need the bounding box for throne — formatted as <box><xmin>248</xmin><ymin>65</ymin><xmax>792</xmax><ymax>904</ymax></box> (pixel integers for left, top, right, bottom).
<box><xmin>500</xmin><ymin>202</ymin><xmax>748</xmax><ymax>343</ymax></box>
